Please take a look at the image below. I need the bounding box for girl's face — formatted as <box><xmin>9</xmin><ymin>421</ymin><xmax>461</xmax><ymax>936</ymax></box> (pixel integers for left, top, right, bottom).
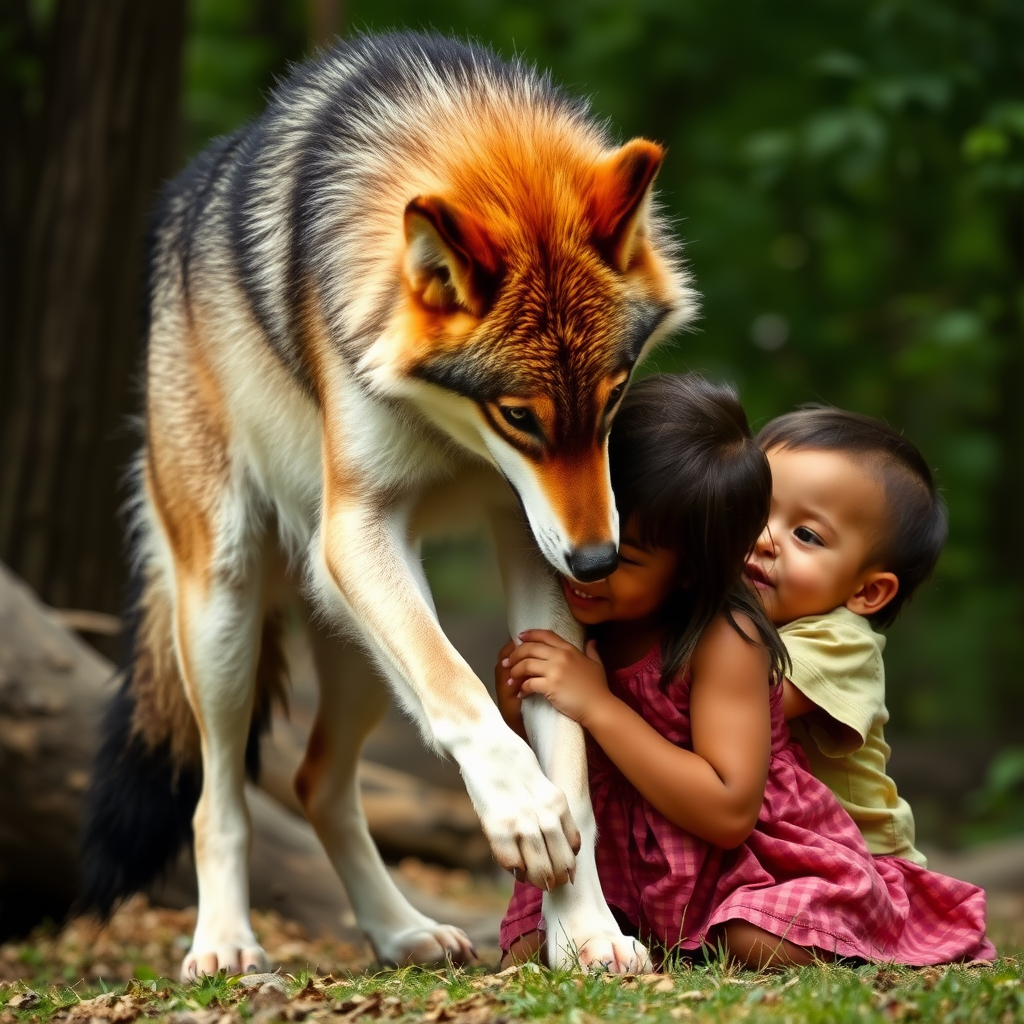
<box><xmin>560</xmin><ymin>517</ymin><xmax>680</xmax><ymax>627</ymax></box>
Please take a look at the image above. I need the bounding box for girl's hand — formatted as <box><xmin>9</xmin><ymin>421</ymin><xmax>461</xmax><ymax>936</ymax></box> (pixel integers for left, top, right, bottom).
<box><xmin>494</xmin><ymin>639</ymin><xmax>528</xmax><ymax>740</ymax></box>
<box><xmin>505</xmin><ymin>629</ymin><xmax>615</xmax><ymax>728</ymax></box>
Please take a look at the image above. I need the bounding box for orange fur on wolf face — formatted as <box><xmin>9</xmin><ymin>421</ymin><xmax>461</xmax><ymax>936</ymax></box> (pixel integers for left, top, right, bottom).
<box><xmin>389</xmin><ymin>135</ymin><xmax>679</xmax><ymax>563</ymax></box>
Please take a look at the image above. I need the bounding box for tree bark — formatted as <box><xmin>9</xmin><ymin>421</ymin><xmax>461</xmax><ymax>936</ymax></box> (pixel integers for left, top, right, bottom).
<box><xmin>0</xmin><ymin>0</ymin><xmax>186</xmax><ymax>616</ymax></box>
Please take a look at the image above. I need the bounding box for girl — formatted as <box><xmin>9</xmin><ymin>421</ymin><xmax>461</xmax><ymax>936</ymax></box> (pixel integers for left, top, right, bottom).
<box><xmin>497</xmin><ymin>373</ymin><xmax>993</xmax><ymax>969</ymax></box>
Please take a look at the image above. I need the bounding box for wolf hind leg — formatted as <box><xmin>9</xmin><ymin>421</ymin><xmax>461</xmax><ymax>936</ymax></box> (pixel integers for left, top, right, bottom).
<box><xmin>295</xmin><ymin>622</ymin><xmax>474</xmax><ymax>965</ymax></box>
<box><xmin>175</xmin><ymin>568</ymin><xmax>268</xmax><ymax>981</ymax></box>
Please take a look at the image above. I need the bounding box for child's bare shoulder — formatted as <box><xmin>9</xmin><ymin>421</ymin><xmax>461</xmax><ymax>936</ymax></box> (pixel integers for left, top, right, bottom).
<box><xmin>692</xmin><ymin>611</ymin><xmax>769</xmax><ymax>678</ymax></box>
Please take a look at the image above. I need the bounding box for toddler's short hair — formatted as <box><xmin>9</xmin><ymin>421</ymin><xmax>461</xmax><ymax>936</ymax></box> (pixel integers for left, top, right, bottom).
<box><xmin>755</xmin><ymin>407</ymin><xmax>947</xmax><ymax>628</ymax></box>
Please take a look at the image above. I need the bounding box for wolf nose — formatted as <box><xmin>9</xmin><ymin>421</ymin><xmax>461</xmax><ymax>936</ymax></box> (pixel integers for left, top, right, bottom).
<box><xmin>568</xmin><ymin>543</ymin><xmax>618</xmax><ymax>583</ymax></box>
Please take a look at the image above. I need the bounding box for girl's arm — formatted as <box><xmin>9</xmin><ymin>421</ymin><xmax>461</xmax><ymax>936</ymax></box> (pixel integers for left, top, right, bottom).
<box><xmin>508</xmin><ymin>618</ymin><xmax>772</xmax><ymax>848</ymax></box>
<box><xmin>494</xmin><ymin>639</ymin><xmax>529</xmax><ymax>740</ymax></box>
<box><xmin>586</xmin><ymin>615</ymin><xmax>771</xmax><ymax>847</ymax></box>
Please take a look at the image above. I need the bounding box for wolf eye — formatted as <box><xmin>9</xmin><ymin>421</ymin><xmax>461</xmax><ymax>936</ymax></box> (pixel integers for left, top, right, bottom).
<box><xmin>501</xmin><ymin>405</ymin><xmax>540</xmax><ymax>436</ymax></box>
<box><xmin>604</xmin><ymin>381</ymin><xmax>627</xmax><ymax>418</ymax></box>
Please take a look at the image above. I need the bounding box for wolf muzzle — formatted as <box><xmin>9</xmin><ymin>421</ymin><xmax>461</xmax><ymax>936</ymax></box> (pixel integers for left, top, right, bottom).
<box><xmin>567</xmin><ymin>542</ymin><xmax>618</xmax><ymax>583</ymax></box>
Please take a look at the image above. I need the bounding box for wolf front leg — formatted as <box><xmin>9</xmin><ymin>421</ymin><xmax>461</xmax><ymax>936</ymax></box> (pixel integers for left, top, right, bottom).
<box><xmin>490</xmin><ymin>511</ymin><xmax>652</xmax><ymax>974</ymax></box>
<box><xmin>314</xmin><ymin>494</ymin><xmax>582</xmax><ymax>895</ymax></box>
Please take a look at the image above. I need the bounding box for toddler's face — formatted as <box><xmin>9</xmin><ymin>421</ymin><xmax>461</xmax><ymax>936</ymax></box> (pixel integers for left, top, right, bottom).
<box><xmin>745</xmin><ymin>447</ymin><xmax>888</xmax><ymax>626</ymax></box>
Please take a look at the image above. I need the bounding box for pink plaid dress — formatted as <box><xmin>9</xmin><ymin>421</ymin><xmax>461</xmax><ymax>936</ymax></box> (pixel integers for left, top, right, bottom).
<box><xmin>500</xmin><ymin>644</ymin><xmax>995</xmax><ymax>965</ymax></box>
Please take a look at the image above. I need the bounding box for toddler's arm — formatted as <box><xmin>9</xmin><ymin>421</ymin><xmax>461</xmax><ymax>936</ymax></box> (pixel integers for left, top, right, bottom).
<box><xmin>782</xmin><ymin>678</ymin><xmax>820</xmax><ymax>720</ymax></box>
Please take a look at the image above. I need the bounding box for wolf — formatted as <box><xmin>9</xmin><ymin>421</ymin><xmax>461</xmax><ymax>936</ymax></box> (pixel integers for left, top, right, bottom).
<box><xmin>80</xmin><ymin>32</ymin><xmax>693</xmax><ymax>979</ymax></box>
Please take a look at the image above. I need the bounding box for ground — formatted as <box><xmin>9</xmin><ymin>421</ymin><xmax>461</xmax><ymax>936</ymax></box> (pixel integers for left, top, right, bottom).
<box><xmin>1</xmin><ymin>863</ymin><xmax>1021</xmax><ymax>1024</ymax></box>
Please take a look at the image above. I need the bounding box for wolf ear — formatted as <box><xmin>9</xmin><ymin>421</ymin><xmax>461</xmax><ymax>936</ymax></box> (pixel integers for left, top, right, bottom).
<box><xmin>590</xmin><ymin>139</ymin><xmax>665</xmax><ymax>273</ymax></box>
<box><xmin>403</xmin><ymin>197</ymin><xmax>503</xmax><ymax>317</ymax></box>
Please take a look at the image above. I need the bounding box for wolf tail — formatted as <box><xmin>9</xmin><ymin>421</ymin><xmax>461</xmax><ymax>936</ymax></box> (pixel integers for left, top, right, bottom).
<box><xmin>78</xmin><ymin>671</ymin><xmax>201</xmax><ymax>917</ymax></box>
<box><xmin>78</xmin><ymin>564</ymin><xmax>287</xmax><ymax>917</ymax></box>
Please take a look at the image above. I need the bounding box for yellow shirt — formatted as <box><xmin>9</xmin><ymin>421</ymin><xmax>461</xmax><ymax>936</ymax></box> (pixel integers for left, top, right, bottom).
<box><xmin>780</xmin><ymin>607</ymin><xmax>927</xmax><ymax>866</ymax></box>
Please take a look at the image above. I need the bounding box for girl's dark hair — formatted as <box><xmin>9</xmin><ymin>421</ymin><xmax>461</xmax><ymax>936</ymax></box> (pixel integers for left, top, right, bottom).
<box><xmin>755</xmin><ymin>406</ymin><xmax>947</xmax><ymax>629</ymax></box>
<box><xmin>609</xmin><ymin>373</ymin><xmax>787</xmax><ymax>687</ymax></box>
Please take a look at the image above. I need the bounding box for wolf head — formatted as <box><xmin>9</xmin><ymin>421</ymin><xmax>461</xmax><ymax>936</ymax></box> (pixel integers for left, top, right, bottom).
<box><xmin>363</xmin><ymin>138</ymin><xmax>693</xmax><ymax>582</ymax></box>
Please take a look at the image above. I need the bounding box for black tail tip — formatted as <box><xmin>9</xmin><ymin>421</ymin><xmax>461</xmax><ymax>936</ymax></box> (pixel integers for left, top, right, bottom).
<box><xmin>78</xmin><ymin>681</ymin><xmax>200</xmax><ymax>916</ymax></box>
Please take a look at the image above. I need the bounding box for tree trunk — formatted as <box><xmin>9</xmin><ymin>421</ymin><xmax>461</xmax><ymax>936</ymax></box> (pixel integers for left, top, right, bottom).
<box><xmin>0</xmin><ymin>0</ymin><xmax>186</xmax><ymax>617</ymax></box>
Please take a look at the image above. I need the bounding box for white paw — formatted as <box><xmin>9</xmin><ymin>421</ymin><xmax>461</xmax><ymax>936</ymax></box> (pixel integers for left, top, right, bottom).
<box><xmin>462</xmin><ymin>743</ymin><xmax>580</xmax><ymax>891</ymax></box>
<box><xmin>180</xmin><ymin>940</ymin><xmax>267</xmax><ymax>982</ymax></box>
<box><xmin>372</xmin><ymin>921</ymin><xmax>476</xmax><ymax>965</ymax></box>
<box><xmin>549</xmin><ymin>928</ymin><xmax>651</xmax><ymax>974</ymax></box>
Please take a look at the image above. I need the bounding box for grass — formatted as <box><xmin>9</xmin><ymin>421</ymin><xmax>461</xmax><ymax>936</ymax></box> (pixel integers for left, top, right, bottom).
<box><xmin>1</xmin><ymin>955</ymin><xmax>1022</xmax><ymax>1024</ymax></box>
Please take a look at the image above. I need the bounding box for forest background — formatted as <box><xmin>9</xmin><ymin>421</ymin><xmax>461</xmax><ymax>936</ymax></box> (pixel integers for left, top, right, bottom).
<box><xmin>1</xmin><ymin>0</ymin><xmax>1022</xmax><ymax>854</ymax></box>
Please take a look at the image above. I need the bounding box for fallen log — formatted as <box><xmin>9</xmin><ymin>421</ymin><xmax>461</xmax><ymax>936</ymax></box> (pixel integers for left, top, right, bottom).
<box><xmin>0</xmin><ymin>561</ymin><xmax>492</xmax><ymax>941</ymax></box>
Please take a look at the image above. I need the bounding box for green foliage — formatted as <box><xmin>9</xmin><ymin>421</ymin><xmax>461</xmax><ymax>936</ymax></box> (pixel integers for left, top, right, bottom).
<box><xmin>183</xmin><ymin>0</ymin><xmax>308</xmax><ymax>152</ymax></box>
<box><xmin>963</xmin><ymin>745</ymin><xmax>1024</xmax><ymax>843</ymax></box>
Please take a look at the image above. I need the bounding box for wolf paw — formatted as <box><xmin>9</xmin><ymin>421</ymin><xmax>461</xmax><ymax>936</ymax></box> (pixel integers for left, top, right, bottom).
<box><xmin>373</xmin><ymin>922</ymin><xmax>476</xmax><ymax>966</ymax></box>
<box><xmin>180</xmin><ymin>943</ymin><xmax>267</xmax><ymax>982</ymax></box>
<box><xmin>467</xmin><ymin>757</ymin><xmax>580</xmax><ymax>891</ymax></box>
<box><xmin>548</xmin><ymin>926</ymin><xmax>651</xmax><ymax>974</ymax></box>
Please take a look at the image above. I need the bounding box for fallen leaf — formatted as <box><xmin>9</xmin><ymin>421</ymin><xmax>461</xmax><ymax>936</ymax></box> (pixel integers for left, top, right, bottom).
<box><xmin>294</xmin><ymin>979</ymin><xmax>326</xmax><ymax>1003</ymax></box>
<box><xmin>235</xmin><ymin>975</ymin><xmax>286</xmax><ymax>993</ymax></box>
<box><xmin>379</xmin><ymin>995</ymin><xmax>402</xmax><ymax>1018</ymax></box>
<box><xmin>468</xmin><ymin>976</ymin><xmax>503</xmax><ymax>990</ymax></box>
<box><xmin>166</xmin><ymin>1011</ymin><xmax>225</xmax><ymax>1024</ymax></box>
<box><xmin>248</xmin><ymin>982</ymin><xmax>288</xmax><ymax>1022</ymax></box>
<box><xmin>424</xmin><ymin>992</ymin><xmax>503</xmax><ymax>1024</ymax></box>
<box><xmin>872</xmin><ymin>969</ymin><xmax>901</xmax><ymax>992</ymax></box>
<box><xmin>9</xmin><ymin>991</ymin><xmax>41</xmax><ymax>1010</ymax></box>
<box><xmin>336</xmin><ymin>992</ymin><xmax>383</xmax><ymax>1022</ymax></box>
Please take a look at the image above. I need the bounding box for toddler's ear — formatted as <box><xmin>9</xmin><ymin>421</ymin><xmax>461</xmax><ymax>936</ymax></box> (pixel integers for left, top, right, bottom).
<box><xmin>846</xmin><ymin>572</ymin><xmax>899</xmax><ymax>618</ymax></box>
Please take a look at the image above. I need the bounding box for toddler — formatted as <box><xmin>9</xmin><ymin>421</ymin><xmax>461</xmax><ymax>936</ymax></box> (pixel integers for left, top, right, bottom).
<box><xmin>746</xmin><ymin>408</ymin><xmax>942</xmax><ymax>866</ymax></box>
